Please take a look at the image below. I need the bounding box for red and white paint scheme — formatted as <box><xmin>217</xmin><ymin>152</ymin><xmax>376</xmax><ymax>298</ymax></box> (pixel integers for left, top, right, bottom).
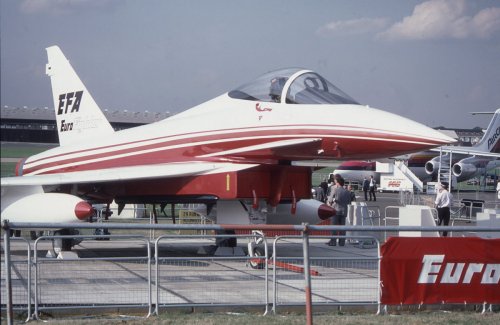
<box><xmin>1</xmin><ymin>46</ymin><xmax>454</xmax><ymax>226</ymax></box>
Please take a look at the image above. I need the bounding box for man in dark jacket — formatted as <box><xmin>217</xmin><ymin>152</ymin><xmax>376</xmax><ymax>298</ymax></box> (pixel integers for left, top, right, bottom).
<box><xmin>362</xmin><ymin>177</ymin><xmax>369</xmax><ymax>201</ymax></box>
<box><xmin>326</xmin><ymin>175</ymin><xmax>351</xmax><ymax>246</ymax></box>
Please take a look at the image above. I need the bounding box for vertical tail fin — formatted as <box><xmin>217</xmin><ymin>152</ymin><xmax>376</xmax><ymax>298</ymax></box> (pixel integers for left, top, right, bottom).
<box><xmin>46</xmin><ymin>46</ymin><xmax>114</xmax><ymax>146</ymax></box>
<box><xmin>473</xmin><ymin>109</ymin><xmax>500</xmax><ymax>153</ymax></box>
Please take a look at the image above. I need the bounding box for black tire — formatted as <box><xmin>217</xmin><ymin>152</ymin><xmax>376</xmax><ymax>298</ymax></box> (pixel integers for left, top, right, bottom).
<box><xmin>30</xmin><ymin>231</ymin><xmax>43</xmax><ymax>240</ymax></box>
<box><xmin>54</xmin><ymin>229</ymin><xmax>73</xmax><ymax>251</ymax></box>
<box><xmin>215</xmin><ymin>230</ymin><xmax>237</xmax><ymax>247</ymax></box>
<box><xmin>249</xmin><ymin>247</ymin><xmax>265</xmax><ymax>269</ymax></box>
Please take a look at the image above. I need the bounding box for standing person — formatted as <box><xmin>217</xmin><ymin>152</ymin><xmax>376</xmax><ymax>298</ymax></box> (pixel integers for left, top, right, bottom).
<box><xmin>369</xmin><ymin>175</ymin><xmax>377</xmax><ymax>201</ymax></box>
<box><xmin>326</xmin><ymin>175</ymin><xmax>351</xmax><ymax>246</ymax></box>
<box><xmin>320</xmin><ymin>178</ymin><xmax>329</xmax><ymax>203</ymax></box>
<box><xmin>327</xmin><ymin>174</ymin><xmax>335</xmax><ymax>188</ymax></box>
<box><xmin>497</xmin><ymin>180</ymin><xmax>500</xmax><ymax>200</ymax></box>
<box><xmin>362</xmin><ymin>177</ymin><xmax>369</xmax><ymax>201</ymax></box>
<box><xmin>326</xmin><ymin>174</ymin><xmax>335</xmax><ymax>198</ymax></box>
<box><xmin>347</xmin><ymin>185</ymin><xmax>356</xmax><ymax>202</ymax></box>
<box><xmin>435</xmin><ymin>182</ymin><xmax>453</xmax><ymax>237</ymax></box>
<box><xmin>315</xmin><ymin>185</ymin><xmax>326</xmax><ymax>202</ymax></box>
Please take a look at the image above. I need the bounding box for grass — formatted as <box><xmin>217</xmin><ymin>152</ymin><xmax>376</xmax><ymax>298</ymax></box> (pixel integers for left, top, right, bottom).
<box><xmin>0</xmin><ymin>143</ymin><xmax>56</xmax><ymax>158</ymax></box>
<box><xmin>9</xmin><ymin>310</ymin><xmax>500</xmax><ymax>325</ymax></box>
<box><xmin>0</xmin><ymin>142</ymin><xmax>57</xmax><ymax>176</ymax></box>
<box><xmin>1</xmin><ymin>162</ymin><xmax>17</xmax><ymax>177</ymax></box>
<box><xmin>312</xmin><ymin>167</ymin><xmax>336</xmax><ymax>186</ymax></box>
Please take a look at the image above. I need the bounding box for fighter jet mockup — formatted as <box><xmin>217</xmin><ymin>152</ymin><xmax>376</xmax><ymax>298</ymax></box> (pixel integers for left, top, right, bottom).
<box><xmin>1</xmin><ymin>46</ymin><xmax>455</xmax><ymax>227</ymax></box>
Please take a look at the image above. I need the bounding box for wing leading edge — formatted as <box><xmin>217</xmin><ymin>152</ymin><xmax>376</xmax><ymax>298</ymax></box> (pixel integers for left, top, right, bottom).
<box><xmin>1</xmin><ymin>162</ymin><xmax>258</xmax><ymax>187</ymax></box>
<box><xmin>430</xmin><ymin>147</ymin><xmax>500</xmax><ymax>158</ymax></box>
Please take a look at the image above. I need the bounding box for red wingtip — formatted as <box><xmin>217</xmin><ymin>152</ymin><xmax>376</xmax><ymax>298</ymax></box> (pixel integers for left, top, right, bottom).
<box><xmin>318</xmin><ymin>204</ymin><xmax>336</xmax><ymax>220</ymax></box>
<box><xmin>75</xmin><ymin>201</ymin><xmax>93</xmax><ymax>220</ymax></box>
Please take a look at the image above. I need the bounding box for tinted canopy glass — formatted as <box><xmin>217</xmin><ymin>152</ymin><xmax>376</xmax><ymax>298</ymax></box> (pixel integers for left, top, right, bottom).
<box><xmin>228</xmin><ymin>68</ymin><xmax>359</xmax><ymax>105</ymax></box>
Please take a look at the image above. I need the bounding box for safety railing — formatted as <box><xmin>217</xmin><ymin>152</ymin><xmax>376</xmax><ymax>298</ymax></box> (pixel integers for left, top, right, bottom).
<box><xmin>154</xmin><ymin>233</ymin><xmax>269</xmax><ymax>315</ymax></box>
<box><xmin>32</xmin><ymin>234</ymin><xmax>152</xmax><ymax>319</ymax></box>
<box><xmin>0</xmin><ymin>237</ymin><xmax>32</xmax><ymax>321</ymax></box>
<box><xmin>271</xmin><ymin>235</ymin><xmax>381</xmax><ymax>314</ymax></box>
<box><xmin>2</xmin><ymin>221</ymin><xmax>500</xmax><ymax>325</ymax></box>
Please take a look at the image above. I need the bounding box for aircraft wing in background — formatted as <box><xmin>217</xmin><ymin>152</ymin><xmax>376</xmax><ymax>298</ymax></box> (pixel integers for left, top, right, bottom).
<box><xmin>430</xmin><ymin>147</ymin><xmax>500</xmax><ymax>158</ymax></box>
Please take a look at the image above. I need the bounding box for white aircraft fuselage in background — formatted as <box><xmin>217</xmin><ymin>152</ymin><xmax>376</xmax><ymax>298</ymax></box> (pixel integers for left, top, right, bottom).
<box><xmin>425</xmin><ymin>109</ymin><xmax>500</xmax><ymax>183</ymax></box>
<box><xmin>331</xmin><ymin>161</ymin><xmax>378</xmax><ymax>184</ymax></box>
<box><xmin>1</xmin><ymin>46</ymin><xmax>454</xmax><ymax>225</ymax></box>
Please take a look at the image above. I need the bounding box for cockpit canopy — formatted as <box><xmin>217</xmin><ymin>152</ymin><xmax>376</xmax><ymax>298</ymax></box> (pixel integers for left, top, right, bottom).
<box><xmin>228</xmin><ymin>68</ymin><xmax>359</xmax><ymax>105</ymax></box>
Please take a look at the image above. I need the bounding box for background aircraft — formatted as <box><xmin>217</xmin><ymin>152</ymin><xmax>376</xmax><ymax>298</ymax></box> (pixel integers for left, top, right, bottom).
<box><xmin>331</xmin><ymin>151</ymin><xmax>438</xmax><ymax>185</ymax></box>
<box><xmin>425</xmin><ymin>109</ymin><xmax>500</xmax><ymax>184</ymax></box>
<box><xmin>1</xmin><ymin>46</ymin><xmax>454</xmax><ymax>231</ymax></box>
<box><xmin>331</xmin><ymin>161</ymin><xmax>378</xmax><ymax>184</ymax></box>
<box><xmin>406</xmin><ymin>151</ymin><xmax>439</xmax><ymax>182</ymax></box>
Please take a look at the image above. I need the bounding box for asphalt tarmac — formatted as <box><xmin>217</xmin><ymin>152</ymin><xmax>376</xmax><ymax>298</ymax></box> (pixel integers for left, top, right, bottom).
<box><xmin>1</xmin><ymin>191</ymin><xmax>498</xmax><ymax>315</ymax></box>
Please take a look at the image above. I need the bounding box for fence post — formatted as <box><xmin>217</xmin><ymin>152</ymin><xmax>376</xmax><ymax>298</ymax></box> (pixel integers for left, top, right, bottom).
<box><xmin>301</xmin><ymin>223</ymin><xmax>313</xmax><ymax>325</ymax></box>
<box><xmin>154</xmin><ymin>237</ymin><xmax>160</xmax><ymax>316</ymax></box>
<box><xmin>147</xmin><ymin>239</ymin><xmax>152</xmax><ymax>317</ymax></box>
<box><xmin>2</xmin><ymin>220</ymin><xmax>14</xmax><ymax>325</ymax></box>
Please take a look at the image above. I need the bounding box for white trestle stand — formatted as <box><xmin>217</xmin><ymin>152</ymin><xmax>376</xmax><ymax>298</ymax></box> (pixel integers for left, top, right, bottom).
<box><xmin>347</xmin><ymin>202</ymin><xmax>378</xmax><ymax>247</ymax></box>
<box><xmin>398</xmin><ymin>205</ymin><xmax>439</xmax><ymax>237</ymax></box>
<box><xmin>476</xmin><ymin>209</ymin><xmax>500</xmax><ymax>239</ymax></box>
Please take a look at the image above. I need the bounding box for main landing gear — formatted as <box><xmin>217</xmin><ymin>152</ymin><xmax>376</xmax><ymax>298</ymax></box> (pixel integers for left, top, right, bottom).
<box><xmin>247</xmin><ymin>230</ymin><xmax>267</xmax><ymax>269</ymax></box>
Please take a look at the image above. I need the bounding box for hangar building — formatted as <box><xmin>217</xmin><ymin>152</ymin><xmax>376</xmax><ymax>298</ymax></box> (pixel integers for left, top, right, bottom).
<box><xmin>1</xmin><ymin>105</ymin><xmax>170</xmax><ymax>143</ymax></box>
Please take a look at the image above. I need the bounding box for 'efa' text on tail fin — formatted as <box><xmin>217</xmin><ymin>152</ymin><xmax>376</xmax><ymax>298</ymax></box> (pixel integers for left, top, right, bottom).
<box><xmin>474</xmin><ymin>108</ymin><xmax>500</xmax><ymax>154</ymax></box>
<box><xmin>46</xmin><ymin>46</ymin><xmax>114</xmax><ymax>146</ymax></box>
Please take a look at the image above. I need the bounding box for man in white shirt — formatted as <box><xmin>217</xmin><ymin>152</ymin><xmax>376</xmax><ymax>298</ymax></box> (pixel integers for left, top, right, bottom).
<box><xmin>434</xmin><ymin>182</ymin><xmax>453</xmax><ymax>237</ymax></box>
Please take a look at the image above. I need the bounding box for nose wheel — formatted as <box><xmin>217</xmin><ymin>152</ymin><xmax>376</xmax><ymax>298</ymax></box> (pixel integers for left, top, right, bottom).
<box><xmin>248</xmin><ymin>246</ymin><xmax>265</xmax><ymax>269</ymax></box>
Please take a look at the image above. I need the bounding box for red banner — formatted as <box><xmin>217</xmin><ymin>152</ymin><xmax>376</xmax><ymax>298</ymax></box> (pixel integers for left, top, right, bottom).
<box><xmin>380</xmin><ymin>237</ymin><xmax>500</xmax><ymax>305</ymax></box>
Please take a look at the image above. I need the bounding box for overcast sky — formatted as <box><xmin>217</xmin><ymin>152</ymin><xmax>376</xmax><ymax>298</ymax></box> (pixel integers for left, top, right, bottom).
<box><xmin>1</xmin><ymin>0</ymin><xmax>499</xmax><ymax>129</ymax></box>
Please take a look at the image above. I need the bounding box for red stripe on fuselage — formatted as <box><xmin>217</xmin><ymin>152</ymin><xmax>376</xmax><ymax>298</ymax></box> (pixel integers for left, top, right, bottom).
<box><xmin>22</xmin><ymin>126</ymin><xmax>446</xmax><ymax>175</ymax></box>
<box><xmin>26</xmin><ymin>124</ymin><xmax>447</xmax><ymax>165</ymax></box>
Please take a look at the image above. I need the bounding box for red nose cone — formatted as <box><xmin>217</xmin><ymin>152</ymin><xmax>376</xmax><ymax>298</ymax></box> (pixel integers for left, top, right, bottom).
<box><xmin>75</xmin><ymin>201</ymin><xmax>93</xmax><ymax>220</ymax></box>
<box><xmin>318</xmin><ymin>204</ymin><xmax>336</xmax><ymax>220</ymax></box>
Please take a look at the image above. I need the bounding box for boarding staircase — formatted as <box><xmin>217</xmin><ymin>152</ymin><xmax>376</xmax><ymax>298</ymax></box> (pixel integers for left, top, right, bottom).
<box><xmin>394</xmin><ymin>160</ymin><xmax>424</xmax><ymax>192</ymax></box>
<box><xmin>437</xmin><ymin>151</ymin><xmax>456</xmax><ymax>188</ymax></box>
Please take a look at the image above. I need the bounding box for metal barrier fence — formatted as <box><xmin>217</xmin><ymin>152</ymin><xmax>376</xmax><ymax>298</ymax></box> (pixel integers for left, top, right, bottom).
<box><xmin>32</xmin><ymin>234</ymin><xmax>152</xmax><ymax>318</ymax></box>
<box><xmin>2</xmin><ymin>221</ymin><xmax>499</xmax><ymax>325</ymax></box>
<box><xmin>271</xmin><ymin>235</ymin><xmax>381</xmax><ymax>314</ymax></box>
<box><xmin>154</xmin><ymin>233</ymin><xmax>269</xmax><ymax>315</ymax></box>
<box><xmin>0</xmin><ymin>237</ymin><xmax>32</xmax><ymax>321</ymax></box>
